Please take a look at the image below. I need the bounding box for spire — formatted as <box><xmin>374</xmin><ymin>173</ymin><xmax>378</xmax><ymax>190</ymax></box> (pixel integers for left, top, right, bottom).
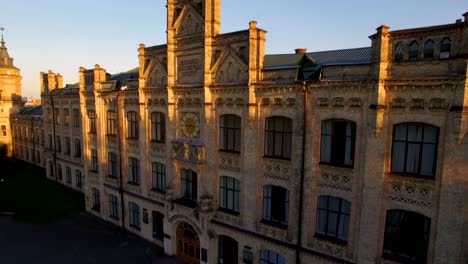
<box><xmin>0</xmin><ymin>27</ymin><xmax>16</xmax><ymax>68</ymax></box>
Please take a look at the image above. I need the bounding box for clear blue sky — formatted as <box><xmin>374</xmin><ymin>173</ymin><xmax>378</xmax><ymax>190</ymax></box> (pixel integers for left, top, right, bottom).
<box><xmin>2</xmin><ymin>0</ymin><xmax>468</xmax><ymax>98</ymax></box>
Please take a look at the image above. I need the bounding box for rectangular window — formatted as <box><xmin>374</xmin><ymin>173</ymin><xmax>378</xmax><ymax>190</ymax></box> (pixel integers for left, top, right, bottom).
<box><xmin>219</xmin><ymin>176</ymin><xmax>240</xmax><ymax>213</ymax></box>
<box><xmin>108</xmin><ymin>152</ymin><xmax>117</xmax><ymax>178</ymax></box>
<box><xmin>220</xmin><ymin>115</ymin><xmax>241</xmax><ymax>152</ymax></box>
<box><xmin>91</xmin><ymin>149</ymin><xmax>98</xmax><ymax>172</ymax></box>
<box><xmin>88</xmin><ymin>110</ymin><xmax>96</xmax><ymax>134</ymax></box>
<box><xmin>129</xmin><ymin>157</ymin><xmax>140</xmax><ymax>184</ymax></box>
<box><xmin>48</xmin><ymin>134</ymin><xmax>53</xmax><ymax>150</ymax></box>
<box><xmin>152</xmin><ymin>211</ymin><xmax>164</xmax><ymax>240</ymax></box>
<box><xmin>129</xmin><ymin>202</ymin><xmax>140</xmax><ymax>229</ymax></box>
<box><xmin>66</xmin><ymin>167</ymin><xmax>72</xmax><ymax>184</ymax></box>
<box><xmin>64</xmin><ymin>137</ymin><xmax>71</xmax><ymax>155</ymax></box>
<box><xmin>63</xmin><ymin>108</ymin><xmax>70</xmax><ymax>126</ymax></box>
<box><xmin>75</xmin><ymin>170</ymin><xmax>82</xmax><ymax>188</ymax></box>
<box><xmin>263</xmin><ymin>185</ymin><xmax>289</xmax><ymax>226</ymax></box>
<box><xmin>0</xmin><ymin>125</ymin><xmax>6</xmax><ymax>136</ymax></box>
<box><xmin>109</xmin><ymin>194</ymin><xmax>119</xmax><ymax>220</ymax></box>
<box><xmin>74</xmin><ymin>138</ymin><xmax>81</xmax><ymax>158</ymax></box>
<box><xmin>55</xmin><ymin>108</ymin><xmax>60</xmax><ymax>125</ymax></box>
<box><xmin>92</xmin><ymin>188</ymin><xmax>100</xmax><ymax>212</ymax></box>
<box><xmin>264</xmin><ymin>117</ymin><xmax>292</xmax><ymax>159</ymax></box>
<box><xmin>320</xmin><ymin>119</ymin><xmax>356</xmax><ymax>167</ymax></box>
<box><xmin>127</xmin><ymin>111</ymin><xmax>139</xmax><ymax>139</ymax></box>
<box><xmin>151</xmin><ymin>112</ymin><xmax>165</xmax><ymax>142</ymax></box>
<box><xmin>260</xmin><ymin>250</ymin><xmax>286</xmax><ymax>264</ymax></box>
<box><xmin>316</xmin><ymin>196</ymin><xmax>351</xmax><ymax>243</ymax></box>
<box><xmin>107</xmin><ymin>111</ymin><xmax>117</xmax><ymax>135</ymax></box>
<box><xmin>57</xmin><ymin>164</ymin><xmax>62</xmax><ymax>180</ymax></box>
<box><xmin>391</xmin><ymin>123</ymin><xmax>438</xmax><ymax>177</ymax></box>
<box><xmin>152</xmin><ymin>162</ymin><xmax>166</xmax><ymax>192</ymax></box>
<box><xmin>55</xmin><ymin>136</ymin><xmax>61</xmax><ymax>153</ymax></box>
<box><xmin>181</xmin><ymin>169</ymin><xmax>197</xmax><ymax>201</ymax></box>
<box><xmin>72</xmin><ymin>109</ymin><xmax>80</xmax><ymax>127</ymax></box>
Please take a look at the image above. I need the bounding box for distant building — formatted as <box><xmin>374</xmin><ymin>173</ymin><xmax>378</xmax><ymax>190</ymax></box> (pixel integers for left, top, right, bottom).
<box><xmin>6</xmin><ymin>1</ymin><xmax>468</xmax><ymax>264</ymax></box>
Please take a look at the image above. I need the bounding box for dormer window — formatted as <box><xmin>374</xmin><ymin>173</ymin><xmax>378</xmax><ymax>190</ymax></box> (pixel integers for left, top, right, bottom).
<box><xmin>424</xmin><ymin>40</ymin><xmax>434</xmax><ymax>60</ymax></box>
<box><xmin>409</xmin><ymin>41</ymin><xmax>419</xmax><ymax>61</ymax></box>
<box><xmin>440</xmin><ymin>38</ymin><xmax>451</xmax><ymax>59</ymax></box>
<box><xmin>394</xmin><ymin>42</ymin><xmax>404</xmax><ymax>62</ymax></box>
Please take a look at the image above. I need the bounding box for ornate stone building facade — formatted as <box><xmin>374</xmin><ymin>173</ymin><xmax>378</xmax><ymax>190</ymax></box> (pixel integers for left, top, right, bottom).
<box><xmin>0</xmin><ymin>33</ymin><xmax>23</xmax><ymax>156</ymax></box>
<box><xmin>7</xmin><ymin>1</ymin><xmax>468</xmax><ymax>263</ymax></box>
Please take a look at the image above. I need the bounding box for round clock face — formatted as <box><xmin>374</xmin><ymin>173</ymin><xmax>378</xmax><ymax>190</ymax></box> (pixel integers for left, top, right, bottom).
<box><xmin>181</xmin><ymin>112</ymin><xmax>200</xmax><ymax>138</ymax></box>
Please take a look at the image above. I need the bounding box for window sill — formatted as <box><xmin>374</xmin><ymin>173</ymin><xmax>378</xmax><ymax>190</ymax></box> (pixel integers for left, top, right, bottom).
<box><xmin>127</xmin><ymin>181</ymin><xmax>140</xmax><ymax>186</ymax></box>
<box><xmin>263</xmin><ymin>155</ymin><xmax>291</xmax><ymax>161</ymax></box>
<box><xmin>314</xmin><ymin>234</ymin><xmax>348</xmax><ymax>246</ymax></box>
<box><xmin>106</xmin><ymin>134</ymin><xmax>117</xmax><ymax>137</ymax></box>
<box><xmin>92</xmin><ymin>206</ymin><xmax>101</xmax><ymax>213</ymax></box>
<box><xmin>129</xmin><ymin>225</ymin><xmax>141</xmax><ymax>231</ymax></box>
<box><xmin>126</xmin><ymin>137</ymin><xmax>139</xmax><ymax>140</ymax></box>
<box><xmin>389</xmin><ymin>172</ymin><xmax>435</xmax><ymax>180</ymax></box>
<box><xmin>150</xmin><ymin>140</ymin><xmax>165</xmax><ymax>144</ymax></box>
<box><xmin>150</xmin><ymin>188</ymin><xmax>166</xmax><ymax>194</ymax></box>
<box><xmin>89</xmin><ymin>170</ymin><xmax>98</xmax><ymax>173</ymax></box>
<box><xmin>218</xmin><ymin>207</ymin><xmax>240</xmax><ymax>216</ymax></box>
<box><xmin>153</xmin><ymin>234</ymin><xmax>164</xmax><ymax>241</ymax></box>
<box><xmin>260</xmin><ymin>220</ymin><xmax>288</xmax><ymax>230</ymax></box>
<box><xmin>382</xmin><ymin>252</ymin><xmax>421</xmax><ymax>264</ymax></box>
<box><xmin>174</xmin><ymin>198</ymin><xmax>198</xmax><ymax>208</ymax></box>
<box><xmin>319</xmin><ymin>162</ymin><xmax>354</xmax><ymax>169</ymax></box>
<box><xmin>219</xmin><ymin>149</ymin><xmax>241</xmax><ymax>154</ymax></box>
<box><xmin>107</xmin><ymin>175</ymin><xmax>119</xmax><ymax>179</ymax></box>
<box><xmin>109</xmin><ymin>215</ymin><xmax>120</xmax><ymax>221</ymax></box>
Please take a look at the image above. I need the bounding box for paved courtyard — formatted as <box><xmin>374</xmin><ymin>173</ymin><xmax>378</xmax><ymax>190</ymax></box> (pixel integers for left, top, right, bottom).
<box><xmin>0</xmin><ymin>213</ymin><xmax>181</xmax><ymax>264</ymax></box>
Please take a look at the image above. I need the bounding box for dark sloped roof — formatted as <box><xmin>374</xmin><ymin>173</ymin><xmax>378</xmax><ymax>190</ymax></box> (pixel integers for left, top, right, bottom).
<box><xmin>18</xmin><ymin>105</ymin><xmax>43</xmax><ymax>116</ymax></box>
<box><xmin>109</xmin><ymin>67</ymin><xmax>139</xmax><ymax>82</ymax></box>
<box><xmin>49</xmin><ymin>86</ymin><xmax>79</xmax><ymax>96</ymax></box>
<box><xmin>264</xmin><ymin>47</ymin><xmax>371</xmax><ymax>69</ymax></box>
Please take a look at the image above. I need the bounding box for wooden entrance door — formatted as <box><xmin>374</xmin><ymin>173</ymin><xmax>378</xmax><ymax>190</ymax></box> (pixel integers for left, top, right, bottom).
<box><xmin>176</xmin><ymin>222</ymin><xmax>200</xmax><ymax>264</ymax></box>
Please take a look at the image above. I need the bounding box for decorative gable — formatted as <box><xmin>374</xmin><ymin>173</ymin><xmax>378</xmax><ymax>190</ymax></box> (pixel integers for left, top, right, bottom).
<box><xmin>212</xmin><ymin>48</ymin><xmax>248</xmax><ymax>83</ymax></box>
<box><xmin>144</xmin><ymin>59</ymin><xmax>167</xmax><ymax>87</ymax></box>
<box><xmin>175</xmin><ymin>3</ymin><xmax>204</xmax><ymax>37</ymax></box>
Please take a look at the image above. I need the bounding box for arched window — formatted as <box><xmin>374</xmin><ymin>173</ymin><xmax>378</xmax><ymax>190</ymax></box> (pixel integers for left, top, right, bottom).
<box><xmin>263</xmin><ymin>185</ymin><xmax>289</xmax><ymax>225</ymax></box>
<box><xmin>106</xmin><ymin>111</ymin><xmax>117</xmax><ymax>135</ymax></box>
<box><xmin>126</xmin><ymin>111</ymin><xmax>139</xmax><ymax>139</ymax></box>
<box><xmin>264</xmin><ymin>116</ymin><xmax>292</xmax><ymax>159</ymax></box>
<box><xmin>220</xmin><ymin>114</ymin><xmax>241</xmax><ymax>152</ymax></box>
<box><xmin>219</xmin><ymin>176</ymin><xmax>240</xmax><ymax>213</ymax></box>
<box><xmin>320</xmin><ymin>119</ymin><xmax>356</xmax><ymax>167</ymax></box>
<box><xmin>409</xmin><ymin>41</ymin><xmax>419</xmax><ymax>61</ymax></box>
<box><xmin>440</xmin><ymin>38</ymin><xmax>451</xmax><ymax>59</ymax></box>
<box><xmin>316</xmin><ymin>195</ymin><xmax>351</xmax><ymax>243</ymax></box>
<box><xmin>424</xmin><ymin>39</ymin><xmax>434</xmax><ymax>59</ymax></box>
<box><xmin>394</xmin><ymin>42</ymin><xmax>404</xmax><ymax>61</ymax></box>
<box><xmin>383</xmin><ymin>210</ymin><xmax>430</xmax><ymax>263</ymax></box>
<box><xmin>150</xmin><ymin>112</ymin><xmax>165</xmax><ymax>142</ymax></box>
<box><xmin>391</xmin><ymin>123</ymin><xmax>439</xmax><ymax>177</ymax></box>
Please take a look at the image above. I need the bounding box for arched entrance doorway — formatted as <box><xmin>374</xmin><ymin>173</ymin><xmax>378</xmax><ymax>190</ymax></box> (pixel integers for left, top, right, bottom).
<box><xmin>176</xmin><ymin>222</ymin><xmax>200</xmax><ymax>264</ymax></box>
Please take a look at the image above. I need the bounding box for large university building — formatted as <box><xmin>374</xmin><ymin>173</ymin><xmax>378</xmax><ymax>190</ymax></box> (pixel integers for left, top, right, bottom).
<box><xmin>6</xmin><ymin>1</ymin><xmax>468</xmax><ymax>263</ymax></box>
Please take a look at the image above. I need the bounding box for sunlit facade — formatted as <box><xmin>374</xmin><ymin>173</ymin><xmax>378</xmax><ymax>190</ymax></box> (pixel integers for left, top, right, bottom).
<box><xmin>7</xmin><ymin>1</ymin><xmax>468</xmax><ymax>263</ymax></box>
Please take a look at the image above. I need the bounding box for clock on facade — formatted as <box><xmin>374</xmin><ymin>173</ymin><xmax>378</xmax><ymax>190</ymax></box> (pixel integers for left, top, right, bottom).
<box><xmin>181</xmin><ymin>112</ymin><xmax>200</xmax><ymax>138</ymax></box>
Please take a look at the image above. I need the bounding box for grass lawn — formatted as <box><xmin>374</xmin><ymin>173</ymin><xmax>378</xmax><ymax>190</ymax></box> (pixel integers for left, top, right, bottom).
<box><xmin>0</xmin><ymin>157</ymin><xmax>84</xmax><ymax>224</ymax></box>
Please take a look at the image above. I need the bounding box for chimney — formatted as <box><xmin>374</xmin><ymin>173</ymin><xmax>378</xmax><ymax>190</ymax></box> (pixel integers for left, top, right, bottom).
<box><xmin>40</xmin><ymin>72</ymin><xmax>48</xmax><ymax>93</ymax></box>
<box><xmin>463</xmin><ymin>12</ymin><xmax>468</xmax><ymax>23</ymax></box>
<box><xmin>295</xmin><ymin>48</ymin><xmax>307</xmax><ymax>54</ymax></box>
<box><xmin>47</xmin><ymin>70</ymin><xmax>56</xmax><ymax>90</ymax></box>
<box><xmin>55</xmin><ymin>73</ymin><xmax>63</xmax><ymax>88</ymax></box>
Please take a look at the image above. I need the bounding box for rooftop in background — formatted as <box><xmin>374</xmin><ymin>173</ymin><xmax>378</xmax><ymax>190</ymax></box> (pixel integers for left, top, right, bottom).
<box><xmin>264</xmin><ymin>47</ymin><xmax>372</xmax><ymax>70</ymax></box>
<box><xmin>17</xmin><ymin>105</ymin><xmax>42</xmax><ymax>117</ymax></box>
